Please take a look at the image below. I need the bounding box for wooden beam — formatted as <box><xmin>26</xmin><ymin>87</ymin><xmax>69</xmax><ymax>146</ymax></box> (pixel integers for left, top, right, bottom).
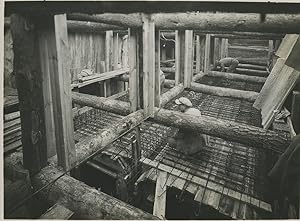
<box><xmin>67</xmin><ymin>12</ymin><xmax>300</xmax><ymax>33</ymax></box>
<box><xmin>285</xmin><ymin>35</ymin><xmax>300</xmax><ymax>71</ymax></box>
<box><xmin>183</xmin><ymin>30</ymin><xmax>193</xmax><ymax>88</ymax></box>
<box><xmin>155</xmin><ymin>30</ymin><xmax>161</xmax><ymax>107</ymax></box>
<box><xmin>275</xmin><ymin>34</ymin><xmax>299</xmax><ymax>59</ymax></box>
<box><xmin>195</xmin><ymin>35</ymin><xmax>201</xmax><ymax>73</ymax></box>
<box><xmin>10</xmin><ymin>14</ymin><xmax>47</xmax><ymax>175</ymax></box>
<box><xmin>72</xmin><ymin>92</ymin><xmax>131</xmax><ymax>116</ymax></box>
<box><xmin>210</xmin><ymin>32</ymin><xmax>284</xmax><ymax>40</ymax></box>
<box><xmin>70</xmin><ymin>92</ymin><xmax>289</xmax><ymax>153</ymax></box>
<box><xmin>142</xmin><ymin>14</ymin><xmax>155</xmax><ymax>117</ymax></box>
<box><xmin>52</xmin><ymin>14</ymin><xmax>76</xmax><ymax>170</ymax></box>
<box><xmin>213</xmin><ymin>37</ymin><xmax>220</xmax><ymax>66</ymax></box>
<box><xmin>267</xmin><ymin>40</ymin><xmax>274</xmax><ymax>67</ymax></box>
<box><xmin>204</xmin><ymin>34</ymin><xmax>211</xmax><ymax>73</ymax></box>
<box><xmin>75</xmin><ymin>69</ymin><xmax>129</xmax><ymax>88</ymax></box>
<box><xmin>153</xmin><ymin>171</ymin><xmax>168</xmax><ymax>219</ymax></box>
<box><xmin>190</xmin><ymin>82</ymin><xmax>259</xmax><ymax>102</ymax></box>
<box><xmin>160</xmin><ymin>84</ymin><xmax>185</xmax><ymax>106</ymax></box>
<box><xmin>206</xmin><ymin>71</ymin><xmax>267</xmax><ymax>84</ymax></box>
<box><xmin>128</xmin><ymin>28</ymin><xmax>140</xmax><ymax>112</ymax></box>
<box><xmin>38</xmin><ymin>26</ymin><xmax>57</xmax><ymax>158</ymax></box>
<box><xmin>175</xmin><ymin>30</ymin><xmax>184</xmax><ymax>85</ymax></box>
<box><xmin>40</xmin><ymin>203</ymin><xmax>74</xmax><ymax>219</ymax></box>
<box><xmin>220</xmin><ymin>38</ymin><xmax>228</xmax><ymax>59</ymax></box>
<box><xmin>291</xmin><ymin>91</ymin><xmax>300</xmax><ymax>134</ymax></box>
<box><xmin>32</xmin><ymin>166</ymin><xmax>157</xmax><ymax>219</ymax></box>
<box><xmin>153</xmin><ymin>108</ymin><xmax>289</xmax><ymax>153</ymax></box>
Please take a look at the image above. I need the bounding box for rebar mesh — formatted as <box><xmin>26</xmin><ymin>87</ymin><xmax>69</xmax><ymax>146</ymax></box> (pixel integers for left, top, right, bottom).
<box><xmin>73</xmin><ymin>77</ymin><xmax>289</xmax><ymax>218</ymax></box>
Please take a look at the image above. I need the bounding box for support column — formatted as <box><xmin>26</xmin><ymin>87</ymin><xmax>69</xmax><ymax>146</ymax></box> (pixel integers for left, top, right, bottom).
<box><xmin>104</xmin><ymin>30</ymin><xmax>113</xmax><ymax>97</ymax></box>
<box><xmin>10</xmin><ymin>14</ymin><xmax>47</xmax><ymax>175</ymax></box>
<box><xmin>213</xmin><ymin>37</ymin><xmax>221</xmax><ymax>66</ymax></box>
<box><xmin>204</xmin><ymin>34</ymin><xmax>211</xmax><ymax>72</ymax></box>
<box><xmin>175</xmin><ymin>30</ymin><xmax>185</xmax><ymax>85</ymax></box>
<box><xmin>142</xmin><ymin>14</ymin><xmax>156</xmax><ymax>117</ymax></box>
<box><xmin>195</xmin><ymin>35</ymin><xmax>201</xmax><ymax>73</ymax></box>
<box><xmin>183</xmin><ymin>30</ymin><xmax>193</xmax><ymax>88</ymax></box>
<box><xmin>155</xmin><ymin>30</ymin><xmax>161</xmax><ymax>107</ymax></box>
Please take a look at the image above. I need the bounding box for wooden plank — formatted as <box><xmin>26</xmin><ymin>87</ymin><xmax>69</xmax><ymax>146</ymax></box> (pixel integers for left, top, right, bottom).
<box><xmin>267</xmin><ymin>40</ymin><xmax>274</xmax><ymax>67</ymax></box>
<box><xmin>155</xmin><ymin>30</ymin><xmax>161</xmax><ymax>107</ymax></box>
<box><xmin>291</xmin><ymin>91</ymin><xmax>300</xmax><ymax>134</ymax></box>
<box><xmin>183</xmin><ymin>30</ymin><xmax>193</xmax><ymax>88</ymax></box>
<box><xmin>54</xmin><ymin>14</ymin><xmax>76</xmax><ymax>170</ymax></box>
<box><xmin>104</xmin><ymin>30</ymin><xmax>113</xmax><ymax>97</ymax></box>
<box><xmin>4</xmin><ymin>139</ymin><xmax>22</xmax><ymax>153</ymax></box>
<box><xmin>38</xmin><ymin>28</ymin><xmax>57</xmax><ymax>158</ymax></box>
<box><xmin>220</xmin><ymin>38</ymin><xmax>228</xmax><ymax>59</ymax></box>
<box><xmin>285</xmin><ymin>35</ymin><xmax>300</xmax><ymax>71</ymax></box>
<box><xmin>142</xmin><ymin>158</ymin><xmax>272</xmax><ymax>212</ymax></box>
<box><xmin>153</xmin><ymin>171</ymin><xmax>168</xmax><ymax>219</ymax></box>
<box><xmin>275</xmin><ymin>34</ymin><xmax>299</xmax><ymax>59</ymax></box>
<box><xmin>4</xmin><ymin>111</ymin><xmax>20</xmax><ymax>121</ymax></box>
<box><xmin>128</xmin><ymin>29</ymin><xmax>139</xmax><ymax>112</ymax></box>
<box><xmin>262</xmin><ymin>66</ymin><xmax>299</xmax><ymax>129</ymax></box>
<box><xmin>40</xmin><ymin>204</ymin><xmax>74</xmax><ymax>219</ymax></box>
<box><xmin>175</xmin><ymin>31</ymin><xmax>180</xmax><ymax>85</ymax></box>
<box><xmin>78</xmin><ymin>69</ymin><xmax>129</xmax><ymax>87</ymax></box>
<box><xmin>195</xmin><ymin>35</ymin><xmax>201</xmax><ymax>73</ymax></box>
<box><xmin>213</xmin><ymin>37</ymin><xmax>220</xmax><ymax>66</ymax></box>
<box><xmin>207</xmin><ymin>71</ymin><xmax>266</xmax><ymax>84</ymax></box>
<box><xmin>4</xmin><ymin>118</ymin><xmax>21</xmax><ymax>130</ymax></box>
<box><xmin>10</xmin><ymin>14</ymin><xmax>47</xmax><ymax>175</ymax></box>
<box><xmin>142</xmin><ymin>14</ymin><xmax>155</xmax><ymax>117</ymax></box>
<box><xmin>253</xmin><ymin>58</ymin><xmax>286</xmax><ymax>110</ymax></box>
<box><xmin>204</xmin><ymin>34</ymin><xmax>211</xmax><ymax>72</ymax></box>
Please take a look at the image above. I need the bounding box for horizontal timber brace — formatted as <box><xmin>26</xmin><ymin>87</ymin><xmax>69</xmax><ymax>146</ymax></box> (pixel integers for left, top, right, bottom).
<box><xmin>66</xmin><ymin>12</ymin><xmax>300</xmax><ymax>33</ymax></box>
<box><xmin>71</xmin><ymin>92</ymin><xmax>290</xmax><ymax>153</ymax></box>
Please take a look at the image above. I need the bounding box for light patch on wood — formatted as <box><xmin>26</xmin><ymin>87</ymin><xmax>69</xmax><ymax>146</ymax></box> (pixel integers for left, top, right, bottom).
<box><xmin>153</xmin><ymin>171</ymin><xmax>168</xmax><ymax>219</ymax></box>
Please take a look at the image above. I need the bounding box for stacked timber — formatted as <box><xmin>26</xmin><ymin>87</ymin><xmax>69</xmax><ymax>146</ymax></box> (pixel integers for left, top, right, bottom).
<box><xmin>4</xmin><ymin>111</ymin><xmax>22</xmax><ymax>154</ymax></box>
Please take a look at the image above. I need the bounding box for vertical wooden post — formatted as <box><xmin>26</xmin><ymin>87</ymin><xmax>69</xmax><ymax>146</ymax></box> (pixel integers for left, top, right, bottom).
<box><xmin>104</xmin><ymin>31</ymin><xmax>113</xmax><ymax>97</ymax></box>
<box><xmin>175</xmin><ymin>30</ymin><xmax>185</xmax><ymax>85</ymax></box>
<box><xmin>220</xmin><ymin>38</ymin><xmax>228</xmax><ymax>59</ymax></box>
<box><xmin>128</xmin><ymin>28</ymin><xmax>139</xmax><ymax>112</ymax></box>
<box><xmin>291</xmin><ymin>91</ymin><xmax>300</xmax><ymax>134</ymax></box>
<box><xmin>213</xmin><ymin>37</ymin><xmax>221</xmax><ymax>66</ymax></box>
<box><xmin>195</xmin><ymin>35</ymin><xmax>201</xmax><ymax>73</ymax></box>
<box><xmin>38</xmin><ymin>27</ymin><xmax>57</xmax><ymax>159</ymax></box>
<box><xmin>153</xmin><ymin>171</ymin><xmax>168</xmax><ymax>218</ymax></box>
<box><xmin>10</xmin><ymin>14</ymin><xmax>47</xmax><ymax>175</ymax></box>
<box><xmin>53</xmin><ymin>14</ymin><xmax>76</xmax><ymax>170</ymax></box>
<box><xmin>113</xmin><ymin>32</ymin><xmax>124</xmax><ymax>93</ymax></box>
<box><xmin>184</xmin><ymin>30</ymin><xmax>193</xmax><ymax>88</ymax></box>
<box><xmin>204</xmin><ymin>34</ymin><xmax>211</xmax><ymax>73</ymax></box>
<box><xmin>268</xmin><ymin>40</ymin><xmax>274</xmax><ymax>67</ymax></box>
<box><xmin>199</xmin><ymin>35</ymin><xmax>206</xmax><ymax>71</ymax></box>
<box><xmin>142</xmin><ymin>14</ymin><xmax>156</xmax><ymax>117</ymax></box>
<box><xmin>155</xmin><ymin>30</ymin><xmax>161</xmax><ymax>107</ymax></box>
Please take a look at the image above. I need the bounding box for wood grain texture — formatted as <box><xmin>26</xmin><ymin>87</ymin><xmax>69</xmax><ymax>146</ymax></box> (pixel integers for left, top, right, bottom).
<box><xmin>207</xmin><ymin>71</ymin><xmax>266</xmax><ymax>83</ymax></box>
<box><xmin>190</xmin><ymin>82</ymin><xmax>259</xmax><ymax>102</ymax></box>
<box><xmin>10</xmin><ymin>14</ymin><xmax>47</xmax><ymax>175</ymax></box>
<box><xmin>183</xmin><ymin>30</ymin><xmax>193</xmax><ymax>88</ymax></box>
<box><xmin>275</xmin><ymin>34</ymin><xmax>299</xmax><ymax>59</ymax></box>
<box><xmin>153</xmin><ymin>171</ymin><xmax>167</xmax><ymax>218</ymax></box>
<box><xmin>40</xmin><ymin>204</ymin><xmax>74</xmax><ymax>219</ymax></box>
<box><xmin>54</xmin><ymin>14</ymin><xmax>76</xmax><ymax>170</ymax></box>
<box><xmin>204</xmin><ymin>34</ymin><xmax>211</xmax><ymax>72</ymax></box>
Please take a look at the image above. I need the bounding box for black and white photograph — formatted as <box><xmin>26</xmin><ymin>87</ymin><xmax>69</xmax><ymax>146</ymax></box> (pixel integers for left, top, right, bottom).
<box><xmin>2</xmin><ymin>1</ymin><xmax>300</xmax><ymax>219</ymax></box>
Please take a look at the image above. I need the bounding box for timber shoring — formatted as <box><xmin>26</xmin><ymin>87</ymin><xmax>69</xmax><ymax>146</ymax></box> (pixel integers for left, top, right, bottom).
<box><xmin>72</xmin><ymin>92</ymin><xmax>290</xmax><ymax>153</ymax></box>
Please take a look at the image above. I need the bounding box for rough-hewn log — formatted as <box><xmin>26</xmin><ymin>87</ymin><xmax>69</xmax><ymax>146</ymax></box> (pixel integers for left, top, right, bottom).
<box><xmin>160</xmin><ymin>84</ymin><xmax>184</xmax><ymax>106</ymax></box>
<box><xmin>206</xmin><ymin>71</ymin><xmax>266</xmax><ymax>83</ymax></box>
<box><xmin>233</xmin><ymin>67</ymin><xmax>269</xmax><ymax>77</ymax></box>
<box><xmin>238</xmin><ymin>58</ymin><xmax>268</xmax><ymax>66</ymax></box>
<box><xmin>72</xmin><ymin>92</ymin><xmax>130</xmax><ymax>116</ymax></box>
<box><xmin>67</xmin><ymin>20</ymin><xmax>125</xmax><ymax>32</ymax></box>
<box><xmin>190</xmin><ymin>82</ymin><xmax>259</xmax><ymax>102</ymax></box>
<box><xmin>70</xmin><ymin>93</ymin><xmax>289</xmax><ymax>153</ymax></box>
<box><xmin>153</xmin><ymin>108</ymin><xmax>290</xmax><ymax>153</ymax></box>
<box><xmin>32</xmin><ymin>166</ymin><xmax>157</xmax><ymax>219</ymax></box>
<box><xmin>210</xmin><ymin>32</ymin><xmax>284</xmax><ymax>40</ymax></box>
<box><xmin>10</xmin><ymin>14</ymin><xmax>47</xmax><ymax>175</ymax></box>
<box><xmin>67</xmin><ymin>12</ymin><xmax>300</xmax><ymax>33</ymax></box>
<box><xmin>238</xmin><ymin>63</ymin><xmax>267</xmax><ymax>71</ymax></box>
<box><xmin>162</xmin><ymin>31</ymin><xmax>284</xmax><ymax>40</ymax></box>
<box><xmin>5</xmin><ymin>17</ymin><xmax>127</xmax><ymax>33</ymax></box>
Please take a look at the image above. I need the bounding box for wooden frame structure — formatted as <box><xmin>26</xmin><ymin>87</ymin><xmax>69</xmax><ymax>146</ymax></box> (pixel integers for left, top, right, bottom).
<box><xmin>6</xmin><ymin>4</ymin><xmax>300</xmax><ymax>219</ymax></box>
